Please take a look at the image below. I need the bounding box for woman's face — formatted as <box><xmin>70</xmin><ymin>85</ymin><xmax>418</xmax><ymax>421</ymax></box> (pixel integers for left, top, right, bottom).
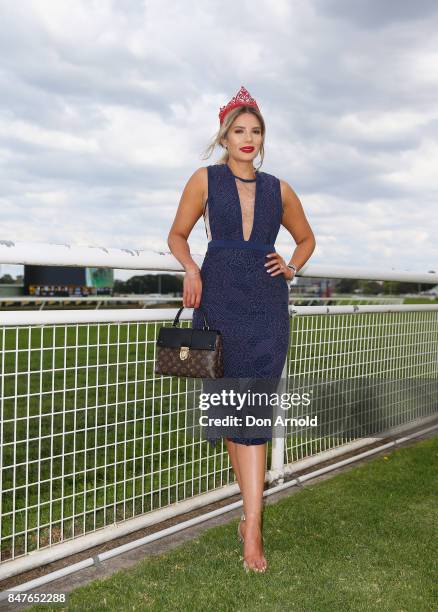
<box><xmin>222</xmin><ymin>112</ymin><xmax>263</xmax><ymax>163</ymax></box>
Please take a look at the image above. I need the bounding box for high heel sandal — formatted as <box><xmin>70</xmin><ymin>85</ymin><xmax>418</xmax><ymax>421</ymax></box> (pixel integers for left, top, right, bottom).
<box><xmin>238</xmin><ymin>513</ymin><xmax>266</xmax><ymax>573</ymax></box>
<box><xmin>237</xmin><ymin>512</ymin><xmax>245</xmax><ymax>543</ymax></box>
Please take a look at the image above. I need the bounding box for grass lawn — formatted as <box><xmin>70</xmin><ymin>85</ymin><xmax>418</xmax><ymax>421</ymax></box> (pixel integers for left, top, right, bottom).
<box><xmin>27</xmin><ymin>435</ymin><xmax>438</xmax><ymax>612</ymax></box>
<box><xmin>403</xmin><ymin>296</ymin><xmax>438</xmax><ymax>304</ymax></box>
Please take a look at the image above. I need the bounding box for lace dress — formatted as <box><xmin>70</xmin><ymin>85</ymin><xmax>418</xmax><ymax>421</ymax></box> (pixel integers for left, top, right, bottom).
<box><xmin>192</xmin><ymin>163</ymin><xmax>290</xmax><ymax>448</ymax></box>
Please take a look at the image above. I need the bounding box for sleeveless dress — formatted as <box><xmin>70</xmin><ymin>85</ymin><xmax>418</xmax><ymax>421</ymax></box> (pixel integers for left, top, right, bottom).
<box><xmin>192</xmin><ymin>162</ymin><xmax>290</xmax><ymax>448</ymax></box>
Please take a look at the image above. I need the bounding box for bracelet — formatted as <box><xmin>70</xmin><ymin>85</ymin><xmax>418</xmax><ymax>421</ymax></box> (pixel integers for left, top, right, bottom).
<box><xmin>287</xmin><ymin>263</ymin><xmax>297</xmax><ymax>273</ymax></box>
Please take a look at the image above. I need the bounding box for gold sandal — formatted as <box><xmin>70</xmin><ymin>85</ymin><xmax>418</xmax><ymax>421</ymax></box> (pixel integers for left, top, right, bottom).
<box><xmin>237</xmin><ymin>512</ymin><xmax>245</xmax><ymax>543</ymax></box>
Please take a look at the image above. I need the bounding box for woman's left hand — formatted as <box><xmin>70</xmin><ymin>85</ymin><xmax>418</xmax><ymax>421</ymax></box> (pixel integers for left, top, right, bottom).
<box><xmin>264</xmin><ymin>253</ymin><xmax>295</xmax><ymax>280</ymax></box>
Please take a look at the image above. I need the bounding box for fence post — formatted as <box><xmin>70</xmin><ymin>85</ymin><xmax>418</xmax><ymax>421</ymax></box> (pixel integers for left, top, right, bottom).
<box><xmin>269</xmin><ymin>355</ymin><xmax>288</xmax><ymax>483</ymax></box>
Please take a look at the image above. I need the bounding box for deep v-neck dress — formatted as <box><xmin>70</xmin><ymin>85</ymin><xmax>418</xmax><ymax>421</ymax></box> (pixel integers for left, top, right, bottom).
<box><xmin>192</xmin><ymin>163</ymin><xmax>290</xmax><ymax>448</ymax></box>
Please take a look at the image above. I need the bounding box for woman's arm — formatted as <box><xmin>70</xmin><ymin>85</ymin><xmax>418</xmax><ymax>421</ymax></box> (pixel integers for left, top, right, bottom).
<box><xmin>167</xmin><ymin>167</ymin><xmax>207</xmax><ymax>307</ymax></box>
<box><xmin>280</xmin><ymin>179</ymin><xmax>316</xmax><ymax>272</ymax></box>
<box><xmin>167</xmin><ymin>167</ymin><xmax>206</xmax><ymax>274</ymax></box>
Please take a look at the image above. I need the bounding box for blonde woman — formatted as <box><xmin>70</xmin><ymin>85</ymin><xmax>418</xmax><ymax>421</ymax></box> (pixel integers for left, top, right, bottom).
<box><xmin>167</xmin><ymin>86</ymin><xmax>316</xmax><ymax>573</ymax></box>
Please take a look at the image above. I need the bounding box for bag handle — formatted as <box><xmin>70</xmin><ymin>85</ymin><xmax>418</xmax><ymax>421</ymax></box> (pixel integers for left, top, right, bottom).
<box><xmin>172</xmin><ymin>305</ymin><xmax>210</xmax><ymax>330</ymax></box>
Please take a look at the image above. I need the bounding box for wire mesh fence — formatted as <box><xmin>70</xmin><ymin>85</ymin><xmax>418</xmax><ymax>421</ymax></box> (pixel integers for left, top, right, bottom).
<box><xmin>0</xmin><ymin>305</ymin><xmax>437</xmax><ymax>566</ymax></box>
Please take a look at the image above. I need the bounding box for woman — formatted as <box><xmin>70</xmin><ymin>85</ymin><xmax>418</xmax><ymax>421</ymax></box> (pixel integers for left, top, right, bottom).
<box><xmin>167</xmin><ymin>85</ymin><xmax>316</xmax><ymax>573</ymax></box>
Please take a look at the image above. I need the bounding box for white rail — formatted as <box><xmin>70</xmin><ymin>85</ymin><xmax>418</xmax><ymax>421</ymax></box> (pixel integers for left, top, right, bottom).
<box><xmin>1</xmin><ymin>239</ymin><xmax>437</xmax><ymax>282</ymax></box>
<box><xmin>0</xmin><ymin>303</ymin><xmax>437</xmax><ymax>326</ymax></box>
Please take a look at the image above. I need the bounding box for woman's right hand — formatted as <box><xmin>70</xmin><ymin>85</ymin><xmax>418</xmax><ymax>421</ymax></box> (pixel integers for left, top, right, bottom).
<box><xmin>183</xmin><ymin>267</ymin><xmax>202</xmax><ymax>308</ymax></box>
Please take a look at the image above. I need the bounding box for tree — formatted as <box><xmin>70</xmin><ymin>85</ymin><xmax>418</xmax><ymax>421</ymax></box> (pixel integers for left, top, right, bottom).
<box><xmin>336</xmin><ymin>278</ymin><xmax>360</xmax><ymax>294</ymax></box>
<box><xmin>0</xmin><ymin>274</ymin><xmax>15</xmax><ymax>284</ymax></box>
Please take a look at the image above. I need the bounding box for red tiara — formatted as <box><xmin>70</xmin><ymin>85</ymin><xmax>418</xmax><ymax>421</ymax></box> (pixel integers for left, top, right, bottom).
<box><xmin>218</xmin><ymin>85</ymin><xmax>260</xmax><ymax>124</ymax></box>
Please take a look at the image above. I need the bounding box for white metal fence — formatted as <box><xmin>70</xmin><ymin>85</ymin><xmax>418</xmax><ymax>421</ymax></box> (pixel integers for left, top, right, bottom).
<box><xmin>281</xmin><ymin>305</ymin><xmax>438</xmax><ymax>466</ymax></box>
<box><xmin>0</xmin><ymin>241</ymin><xmax>437</xmax><ymax>580</ymax></box>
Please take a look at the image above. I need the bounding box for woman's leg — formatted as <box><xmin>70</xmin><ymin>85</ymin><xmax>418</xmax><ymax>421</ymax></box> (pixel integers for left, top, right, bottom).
<box><xmin>234</xmin><ymin>442</ymin><xmax>267</xmax><ymax>572</ymax></box>
<box><xmin>224</xmin><ymin>438</ymin><xmax>243</xmax><ymax>490</ymax></box>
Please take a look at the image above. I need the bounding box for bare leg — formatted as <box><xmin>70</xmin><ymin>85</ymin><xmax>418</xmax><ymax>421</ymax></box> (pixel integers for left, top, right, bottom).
<box><xmin>234</xmin><ymin>442</ymin><xmax>267</xmax><ymax>572</ymax></box>
<box><xmin>225</xmin><ymin>438</ymin><xmax>243</xmax><ymax>491</ymax></box>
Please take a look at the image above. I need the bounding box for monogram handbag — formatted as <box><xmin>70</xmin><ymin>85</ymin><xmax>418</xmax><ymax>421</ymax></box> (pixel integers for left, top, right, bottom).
<box><xmin>154</xmin><ymin>306</ymin><xmax>224</xmax><ymax>378</ymax></box>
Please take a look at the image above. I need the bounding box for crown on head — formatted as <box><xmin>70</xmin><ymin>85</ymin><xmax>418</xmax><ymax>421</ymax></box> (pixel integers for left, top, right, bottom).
<box><xmin>218</xmin><ymin>85</ymin><xmax>260</xmax><ymax>125</ymax></box>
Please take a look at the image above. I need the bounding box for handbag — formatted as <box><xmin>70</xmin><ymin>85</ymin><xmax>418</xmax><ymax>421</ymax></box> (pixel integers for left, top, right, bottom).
<box><xmin>154</xmin><ymin>305</ymin><xmax>224</xmax><ymax>378</ymax></box>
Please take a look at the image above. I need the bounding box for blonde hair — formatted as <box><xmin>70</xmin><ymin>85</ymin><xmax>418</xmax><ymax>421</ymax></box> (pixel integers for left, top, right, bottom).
<box><xmin>201</xmin><ymin>106</ymin><xmax>266</xmax><ymax>170</ymax></box>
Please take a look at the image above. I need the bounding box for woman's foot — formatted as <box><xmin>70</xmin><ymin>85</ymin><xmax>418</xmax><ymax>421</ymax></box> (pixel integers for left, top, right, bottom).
<box><xmin>240</xmin><ymin>515</ymin><xmax>267</xmax><ymax>572</ymax></box>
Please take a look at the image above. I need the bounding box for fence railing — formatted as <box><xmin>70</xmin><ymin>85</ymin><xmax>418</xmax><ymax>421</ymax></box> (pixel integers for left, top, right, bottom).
<box><xmin>0</xmin><ymin>240</ymin><xmax>437</xmax><ymax>580</ymax></box>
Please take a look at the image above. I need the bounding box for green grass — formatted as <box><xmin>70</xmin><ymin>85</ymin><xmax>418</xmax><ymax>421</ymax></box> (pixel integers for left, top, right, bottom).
<box><xmin>403</xmin><ymin>296</ymin><xmax>438</xmax><ymax>304</ymax></box>
<box><xmin>26</xmin><ymin>436</ymin><xmax>438</xmax><ymax>611</ymax></box>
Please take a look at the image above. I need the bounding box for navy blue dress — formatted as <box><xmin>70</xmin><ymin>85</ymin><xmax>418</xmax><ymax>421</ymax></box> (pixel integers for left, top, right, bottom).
<box><xmin>192</xmin><ymin>162</ymin><xmax>290</xmax><ymax>448</ymax></box>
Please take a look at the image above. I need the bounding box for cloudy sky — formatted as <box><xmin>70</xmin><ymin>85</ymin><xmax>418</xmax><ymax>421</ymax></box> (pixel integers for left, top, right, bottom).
<box><xmin>1</xmin><ymin>0</ymin><xmax>437</xmax><ymax>280</ymax></box>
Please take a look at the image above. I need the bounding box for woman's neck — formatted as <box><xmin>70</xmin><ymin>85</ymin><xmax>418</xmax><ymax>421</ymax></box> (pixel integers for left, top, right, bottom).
<box><xmin>226</xmin><ymin>161</ymin><xmax>257</xmax><ymax>180</ymax></box>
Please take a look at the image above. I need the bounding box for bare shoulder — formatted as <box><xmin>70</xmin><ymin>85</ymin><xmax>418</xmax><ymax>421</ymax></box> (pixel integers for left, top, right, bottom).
<box><xmin>191</xmin><ymin>166</ymin><xmax>208</xmax><ymax>181</ymax></box>
<box><xmin>188</xmin><ymin>166</ymin><xmax>208</xmax><ymax>204</ymax></box>
<box><xmin>191</xmin><ymin>166</ymin><xmax>208</xmax><ymax>185</ymax></box>
<box><xmin>277</xmin><ymin>178</ymin><xmax>315</xmax><ymax>245</ymax></box>
<box><xmin>279</xmin><ymin>178</ymin><xmax>301</xmax><ymax>208</ymax></box>
<box><xmin>167</xmin><ymin>167</ymin><xmax>209</xmax><ymax>241</ymax></box>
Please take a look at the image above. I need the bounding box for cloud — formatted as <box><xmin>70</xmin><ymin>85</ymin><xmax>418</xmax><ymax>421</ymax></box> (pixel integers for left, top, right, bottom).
<box><xmin>0</xmin><ymin>0</ymin><xmax>437</xmax><ymax>282</ymax></box>
<box><xmin>314</xmin><ymin>0</ymin><xmax>438</xmax><ymax>29</ymax></box>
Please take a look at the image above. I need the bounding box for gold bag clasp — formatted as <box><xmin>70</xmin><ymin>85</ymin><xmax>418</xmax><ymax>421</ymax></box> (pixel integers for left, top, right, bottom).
<box><xmin>180</xmin><ymin>346</ymin><xmax>189</xmax><ymax>360</ymax></box>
